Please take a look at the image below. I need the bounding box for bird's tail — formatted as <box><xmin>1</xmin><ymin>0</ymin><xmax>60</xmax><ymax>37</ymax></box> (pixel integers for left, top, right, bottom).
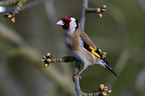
<box><xmin>97</xmin><ymin>60</ymin><xmax>119</xmax><ymax>78</ymax></box>
<box><xmin>104</xmin><ymin>63</ymin><xmax>119</xmax><ymax>78</ymax></box>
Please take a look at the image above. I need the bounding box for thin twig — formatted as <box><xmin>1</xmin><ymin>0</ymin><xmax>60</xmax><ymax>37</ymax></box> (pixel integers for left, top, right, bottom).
<box><xmin>137</xmin><ymin>0</ymin><xmax>145</xmax><ymax>15</ymax></box>
<box><xmin>3</xmin><ymin>0</ymin><xmax>28</xmax><ymax>23</ymax></box>
<box><xmin>0</xmin><ymin>0</ymin><xmax>19</xmax><ymax>6</ymax></box>
<box><xmin>80</xmin><ymin>0</ymin><xmax>88</xmax><ymax>30</ymax></box>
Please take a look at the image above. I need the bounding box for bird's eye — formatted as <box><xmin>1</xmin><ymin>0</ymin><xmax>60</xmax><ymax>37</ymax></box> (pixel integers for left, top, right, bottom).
<box><xmin>63</xmin><ymin>20</ymin><xmax>71</xmax><ymax>24</ymax></box>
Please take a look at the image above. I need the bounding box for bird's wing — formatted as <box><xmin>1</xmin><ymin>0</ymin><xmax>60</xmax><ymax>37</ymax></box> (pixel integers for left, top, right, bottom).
<box><xmin>76</xmin><ymin>26</ymin><xmax>118</xmax><ymax>77</ymax></box>
<box><xmin>76</xmin><ymin>25</ymin><xmax>109</xmax><ymax>66</ymax></box>
<box><xmin>76</xmin><ymin>26</ymin><xmax>101</xmax><ymax>58</ymax></box>
<box><xmin>77</xmin><ymin>26</ymin><xmax>96</xmax><ymax>50</ymax></box>
<box><xmin>79</xmin><ymin>35</ymin><xmax>102</xmax><ymax>59</ymax></box>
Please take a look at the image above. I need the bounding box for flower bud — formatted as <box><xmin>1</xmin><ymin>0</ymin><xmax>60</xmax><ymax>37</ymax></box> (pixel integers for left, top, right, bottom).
<box><xmin>8</xmin><ymin>14</ymin><xmax>13</xmax><ymax>18</ymax></box>
<box><xmin>44</xmin><ymin>63</ymin><xmax>49</xmax><ymax>68</ymax></box>
<box><xmin>104</xmin><ymin>86</ymin><xmax>108</xmax><ymax>91</ymax></box>
<box><xmin>41</xmin><ymin>59</ymin><xmax>45</xmax><ymax>62</ymax></box>
<box><xmin>11</xmin><ymin>17</ymin><xmax>15</xmax><ymax>23</ymax></box>
<box><xmin>98</xmin><ymin>13</ymin><xmax>102</xmax><ymax>18</ymax></box>
<box><xmin>47</xmin><ymin>59</ymin><xmax>52</xmax><ymax>63</ymax></box>
<box><xmin>99</xmin><ymin>84</ymin><xmax>105</xmax><ymax>90</ymax></box>
<box><xmin>102</xmin><ymin>92</ymin><xmax>107</xmax><ymax>96</ymax></box>
<box><xmin>97</xmin><ymin>8</ymin><xmax>101</xmax><ymax>13</ymax></box>
<box><xmin>107</xmin><ymin>90</ymin><xmax>112</xmax><ymax>94</ymax></box>
<box><xmin>46</xmin><ymin>53</ymin><xmax>51</xmax><ymax>57</ymax></box>
<box><xmin>42</xmin><ymin>56</ymin><xmax>46</xmax><ymax>59</ymax></box>
<box><xmin>101</xmin><ymin>9</ymin><xmax>106</xmax><ymax>12</ymax></box>
<box><xmin>102</xmin><ymin>5</ymin><xmax>106</xmax><ymax>9</ymax></box>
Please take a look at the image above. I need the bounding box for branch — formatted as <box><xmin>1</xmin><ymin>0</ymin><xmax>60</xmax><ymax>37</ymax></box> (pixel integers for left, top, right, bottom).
<box><xmin>41</xmin><ymin>53</ymin><xmax>76</xmax><ymax>67</ymax></box>
<box><xmin>2</xmin><ymin>0</ymin><xmax>28</xmax><ymax>23</ymax></box>
<box><xmin>0</xmin><ymin>0</ymin><xmax>19</xmax><ymax>6</ymax></box>
<box><xmin>80</xmin><ymin>0</ymin><xmax>106</xmax><ymax>30</ymax></box>
<box><xmin>73</xmin><ymin>62</ymin><xmax>111</xmax><ymax>96</ymax></box>
<box><xmin>137</xmin><ymin>0</ymin><xmax>145</xmax><ymax>15</ymax></box>
<box><xmin>80</xmin><ymin>0</ymin><xmax>88</xmax><ymax>30</ymax></box>
<box><xmin>42</xmin><ymin>51</ymin><xmax>110</xmax><ymax>96</ymax></box>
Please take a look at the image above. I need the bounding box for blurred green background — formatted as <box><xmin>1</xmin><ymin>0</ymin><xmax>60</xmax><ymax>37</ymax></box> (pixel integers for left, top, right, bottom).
<box><xmin>0</xmin><ymin>0</ymin><xmax>145</xmax><ymax>96</ymax></box>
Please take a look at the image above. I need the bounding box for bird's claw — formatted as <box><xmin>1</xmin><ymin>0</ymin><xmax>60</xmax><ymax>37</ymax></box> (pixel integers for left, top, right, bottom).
<box><xmin>77</xmin><ymin>74</ymin><xmax>82</xmax><ymax>79</ymax></box>
<box><xmin>73</xmin><ymin>73</ymin><xmax>82</xmax><ymax>79</ymax></box>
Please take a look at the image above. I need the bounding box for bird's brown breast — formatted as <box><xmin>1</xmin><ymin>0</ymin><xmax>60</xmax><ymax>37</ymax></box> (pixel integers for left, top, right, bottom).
<box><xmin>66</xmin><ymin>33</ymin><xmax>80</xmax><ymax>51</ymax></box>
<box><xmin>65</xmin><ymin>33</ymin><xmax>96</xmax><ymax>64</ymax></box>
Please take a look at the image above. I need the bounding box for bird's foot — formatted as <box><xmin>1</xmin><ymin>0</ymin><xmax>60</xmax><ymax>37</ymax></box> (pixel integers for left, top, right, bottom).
<box><xmin>73</xmin><ymin>73</ymin><xmax>82</xmax><ymax>79</ymax></box>
<box><xmin>77</xmin><ymin>74</ymin><xmax>82</xmax><ymax>79</ymax></box>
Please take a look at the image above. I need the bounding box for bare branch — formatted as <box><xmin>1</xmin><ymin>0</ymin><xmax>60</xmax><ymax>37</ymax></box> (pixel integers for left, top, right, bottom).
<box><xmin>0</xmin><ymin>0</ymin><xmax>19</xmax><ymax>6</ymax></box>
<box><xmin>41</xmin><ymin>53</ymin><xmax>76</xmax><ymax>67</ymax></box>
<box><xmin>80</xmin><ymin>0</ymin><xmax>88</xmax><ymax>30</ymax></box>
<box><xmin>137</xmin><ymin>0</ymin><xmax>145</xmax><ymax>15</ymax></box>
<box><xmin>3</xmin><ymin>0</ymin><xmax>28</xmax><ymax>23</ymax></box>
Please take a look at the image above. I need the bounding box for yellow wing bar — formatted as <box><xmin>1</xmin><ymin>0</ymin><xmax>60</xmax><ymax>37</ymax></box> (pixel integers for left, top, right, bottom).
<box><xmin>89</xmin><ymin>45</ymin><xmax>101</xmax><ymax>58</ymax></box>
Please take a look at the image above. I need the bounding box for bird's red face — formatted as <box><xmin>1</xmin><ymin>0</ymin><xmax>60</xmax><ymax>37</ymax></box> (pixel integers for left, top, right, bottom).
<box><xmin>56</xmin><ymin>16</ymin><xmax>79</xmax><ymax>34</ymax></box>
<box><xmin>56</xmin><ymin>16</ymin><xmax>72</xmax><ymax>29</ymax></box>
<box><xmin>61</xmin><ymin>17</ymin><xmax>72</xmax><ymax>29</ymax></box>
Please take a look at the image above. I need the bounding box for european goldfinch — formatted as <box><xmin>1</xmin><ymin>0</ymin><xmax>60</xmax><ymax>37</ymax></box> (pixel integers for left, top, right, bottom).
<box><xmin>56</xmin><ymin>16</ymin><xmax>118</xmax><ymax>77</ymax></box>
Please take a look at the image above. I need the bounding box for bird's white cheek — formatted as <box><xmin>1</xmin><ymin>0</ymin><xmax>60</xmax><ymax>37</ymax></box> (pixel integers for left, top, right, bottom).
<box><xmin>64</xmin><ymin>29</ymin><xmax>75</xmax><ymax>34</ymax></box>
<box><xmin>69</xmin><ymin>28</ymin><xmax>76</xmax><ymax>34</ymax></box>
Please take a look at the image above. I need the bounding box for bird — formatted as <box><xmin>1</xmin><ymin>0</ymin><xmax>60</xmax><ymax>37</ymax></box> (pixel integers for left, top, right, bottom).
<box><xmin>56</xmin><ymin>16</ymin><xmax>118</xmax><ymax>78</ymax></box>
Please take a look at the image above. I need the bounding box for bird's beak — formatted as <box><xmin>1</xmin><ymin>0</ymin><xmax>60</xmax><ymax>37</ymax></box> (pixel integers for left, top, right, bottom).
<box><xmin>56</xmin><ymin>20</ymin><xmax>64</xmax><ymax>26</ymax></box>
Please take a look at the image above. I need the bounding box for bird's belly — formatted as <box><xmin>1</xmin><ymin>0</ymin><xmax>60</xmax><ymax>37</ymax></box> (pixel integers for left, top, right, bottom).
<box><xmin>66</xmin><ymin>45</ymin><xmax>96</xmax><ymax>65</ymax></box>
<box><xmin>64</xmin><ymin>36</ymin><xmax>96</xmax><ymax>65</ymax></box>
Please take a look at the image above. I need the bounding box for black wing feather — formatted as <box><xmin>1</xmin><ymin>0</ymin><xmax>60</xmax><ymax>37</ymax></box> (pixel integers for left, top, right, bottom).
<box><xmin>80</xmin><ymin>36</ymin><xmax>118</xmax><ymax>77</ymax></box>
<box><xmin>80</xmin><ymin>36</ymin><xmax>109</xmax><ymax>65</ymax></box>
<box><xmin>80</xmin><ymin>36</ymin><xmax>91</xmax><ymax>52</ymax></box>
<box><xmin>95</xmin><ymin>48</ymin><xmax>110</xmax><ymax>66</ymax></box>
